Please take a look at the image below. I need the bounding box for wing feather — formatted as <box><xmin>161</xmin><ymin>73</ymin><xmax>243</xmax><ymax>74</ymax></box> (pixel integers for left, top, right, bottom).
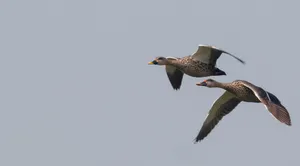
<box><xmin>165</xmin><ymin>65</ymin><xmax>184</xmax><ymax>90</ymax></box>
<box><xmin>191</xmin><ymin>44</ymin><xmax>245</xmax><ymax>66</ymax></box>
<box><xmin>239</xmin><ymin>81</ymin><xmax>291</xmax><ymax>126</ymax></box>
<box><xmin>195</xmin><ymin>91</ymin><xmax>241</xmax><ymax>143</ymax></box>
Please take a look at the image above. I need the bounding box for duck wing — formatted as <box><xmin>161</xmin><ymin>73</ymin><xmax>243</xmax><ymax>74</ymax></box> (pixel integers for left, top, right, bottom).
<box><xmin>165</xmin><ymin>57</ymin><xmax>184</xmax><ymax>90</ymax></box>
<box><xmin>191</xmin><ymin>44</ymin><xmax>245</xmax><ymax>66</ymax></box>
<box><xmin>239</xmin><ymin>80</ymin><xmax>291</xmax><ymax>126</ymax></box>
<box><xmin>195</xmin><ymin>91</ymin><xmax>241</xmax><ymax>143</ymax></box>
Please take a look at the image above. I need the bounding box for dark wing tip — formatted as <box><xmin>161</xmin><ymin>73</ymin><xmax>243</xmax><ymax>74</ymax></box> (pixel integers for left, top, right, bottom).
<box><xmin>277</xmin><ymin>106</ymin><xmax>292</xmax><ymax>126</ymax></box>
<box><xmin>193</xmin><ymin>138</ymin><xmax>200</xmax><ymax>144</ymax></box>
<box><xmin>238</xmin><ymin>58</ymin><xmax>246</xmax><ymax>64</ymax></box>
<box><xmin>169</xmin><ymin>77</ymin><xmax>182</xmax><ymax>90</ymax></box>
<box><xmin>193</xmin><ymin>126</ymin><xmax>212</xmax><ymax>143</ymax></box>
<box><xmin>194</xmin><ymin>136</ymin><xmax>204</xmax><ymax>143</ymax></box>
<box><xmin>283</xmin><ymin>117</ymin><xmax>292</xmax><ymax>126</ymax></box>
<box><xmin>266</xmin><ymin>101</ymin><xmax>292</xmax><ymax>126</ymax></box>
<box><xmin>173</xmin><ymin>86</ymin><xmax>180</xmax><ymax>90</ymax></box>
<box><xmin>221</xmin><ymin>50</ymin><xmax>246</xmax><ymax>65</ymax></box>
<box><xmin>166</xmin><ymin>69</ymin><xmax>184</xmax><ymax>90</ymax></box>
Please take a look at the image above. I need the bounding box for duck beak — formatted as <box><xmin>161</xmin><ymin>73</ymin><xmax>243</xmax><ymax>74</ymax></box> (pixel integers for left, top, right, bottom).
<box><xmin>148</xmin><ymin>60</ymin><xmax>158</xmax><ymax>65</ymax></box>
<box><xmin>196</xmin><ymin>82</ymin><xmax>207</xmax><ymax>86</ymax></box>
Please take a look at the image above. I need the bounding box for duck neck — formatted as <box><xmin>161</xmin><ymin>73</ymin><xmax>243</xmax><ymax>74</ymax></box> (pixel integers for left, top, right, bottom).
<box><xmin>166</xmin><ymin>59</ymin><xmax>183</xmax><ymax>68</ymax></box>
<box><xmin>220</xmin><ymin>83</ymin><xmax>236</xmax><ymax>93</ymax></box>
<box><xmin>213</xmin><ymin>82</ymin><xmax>231</xmax><ymax>90</ymax></box>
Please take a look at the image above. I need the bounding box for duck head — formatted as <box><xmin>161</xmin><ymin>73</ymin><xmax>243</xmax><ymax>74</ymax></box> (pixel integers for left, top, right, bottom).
<box><xmin>148</xmin><ymin>57</ymin><xmax>168</xmax><ymax>65</ymax></box>
<box><xmin>196</xmin><ymin>79</ymin><xmax>219</xmax><ymax>88</ymax></box>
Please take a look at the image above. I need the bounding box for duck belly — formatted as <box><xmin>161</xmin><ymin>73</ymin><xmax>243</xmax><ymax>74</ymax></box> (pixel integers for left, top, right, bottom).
<box><xmin>183</xmin><ymin>69</ymin><xmax>212</xmax><ymax>77</ymax></box>
<box><xmin>178</xmin><ymin>64</ymin><xmax>213</xmax><ymax>77</ymax></box>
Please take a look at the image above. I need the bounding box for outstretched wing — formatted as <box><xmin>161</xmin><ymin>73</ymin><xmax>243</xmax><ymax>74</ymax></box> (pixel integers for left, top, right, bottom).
<box><xmin>191</xmin><ymin>44</ymin><xmax>245</xmax><ymax>66</ymax></box>
<box><xmin>239</xmin><ymin>81</ymin><xmax>292</xmax><ymax>126</ymax></box>
<box><xmin>195</xmin><ymin>91</ymin><xmax>241</xmax><ymax>143</ymax></box>
<box><xmin>165</xmin><ymin>57</ymin><xmax>184</xmax><ymax>90</ymax></box>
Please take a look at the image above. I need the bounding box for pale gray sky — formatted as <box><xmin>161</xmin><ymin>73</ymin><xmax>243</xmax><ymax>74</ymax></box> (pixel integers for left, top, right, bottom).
<box><xmin>0</xmin><ymin>0</ymin><xmax>299</xmax><ymax>165</ymax></box>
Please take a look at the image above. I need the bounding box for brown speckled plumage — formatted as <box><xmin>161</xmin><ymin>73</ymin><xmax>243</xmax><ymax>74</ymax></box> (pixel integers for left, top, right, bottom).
<box><xmin>194</xmin><ymin>79</ymin><xmax>292</xmax><ymax>143</ymax></box>
<box><xmin>167</xmin><ymin>56</ymin><xmax>216</xmax><ymax>77</ymax></box>
<box><xmin>218</xmin><ymin>80</ymin><xmax>261</xmax><ymax>102</ymax></box>
<box><xmin>148</xmin><ymin>44</ymin><xmax>245</xmax><ymax>90</ymax></box>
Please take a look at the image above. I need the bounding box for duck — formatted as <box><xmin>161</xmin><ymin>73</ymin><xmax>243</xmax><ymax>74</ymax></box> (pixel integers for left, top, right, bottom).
<box><xmin>194</xmin><ymin>79</ymin><xmax>292</xmax><ymax>143</ymax></box>
<box><xmin>148</xmin><ymin>44</ymin><xmax>245</xmax><ymax>90</ymax></box>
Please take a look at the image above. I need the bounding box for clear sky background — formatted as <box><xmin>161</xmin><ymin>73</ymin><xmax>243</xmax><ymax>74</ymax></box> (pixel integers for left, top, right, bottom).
<box><xmin>0</xmin><ymin>0</ymin><xmax>299</xmax><ymax>165</ymax></box>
